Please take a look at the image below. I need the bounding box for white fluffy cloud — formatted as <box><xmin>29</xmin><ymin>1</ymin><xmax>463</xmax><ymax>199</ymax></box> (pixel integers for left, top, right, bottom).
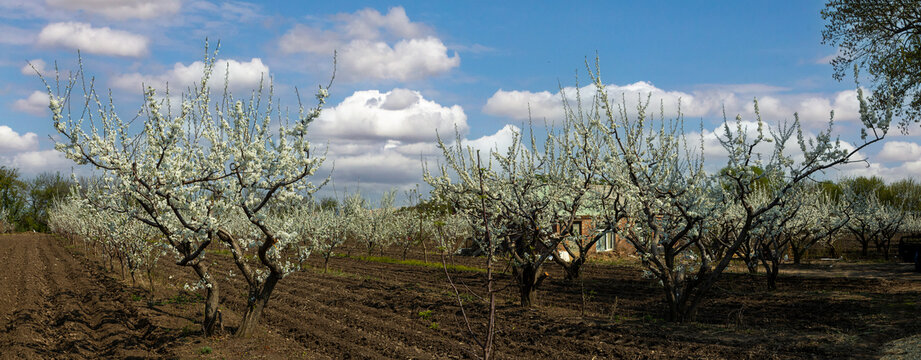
<box><xmin>37</xmin><ymin>22</ymin><xmax>149</xmax><ymax>57</ymax></box>
<box><xmin>0</xmin><ymin>149</ymin><xmax>74</xmax><ymax>175</ymax></box>
<box><xmin>319</xmin><ymin>123</ymin><xmax>518</xmax><ymax>191</ymax></box>
<box><xmin>483</xmin><ymin>90</ymin><xmax>564</xmax><ymax>123</ymax></box>
<box><xmin>13</xmin><ymin>91</ymin><xmax>50</xmax><ymax>116</ymax></box>
<box><xmin>833</xmin><ymin>155</ymin><xmax>921</xmax><ymax>182</ymax></box>
<box><xmin>484</xmin><ymin>82</ymin><xmax>720</xmax><ymax>123</ymax></box>
<box><xmin>0</xmin><ymin>124</ymin><xmax>78</xmax><ymax>174</ymax></box>
<box><xmin>484</xmin><ymin>83</ymin><xmax>863</xmax><ymax>128</ymax></box>
<box><xmin>743</xmin><ymin>90</ymin><xmax>861</xmax><ymax>126</ymax></box>
<box><xmin>112</xmin><ymin>58</ymin><xmax>269</xmax><ymax>91</ymax></box>
<box><xmin>279</xmin><ymin>7</ymin><xmax>459</xmax><ymax>81</ymax></box>
<box><xmin>331</xmin><ymin>152</ymin><xmax>428</xmax><ymax>185</ymax></box>
<box><xmin>876</xmin><ymin>141</ymin><xmax>921</xmax><ymax>163</ymax></box>
<box><xmin>335</xmin><ymin>6</ymin><xmax>431</xmax><ymax>40</ymax></box>
<box><xmin>0</xmin><ymin>126</ymin><xmax>39</xmax><ymax>153</ymax></box>
<box><xmin>337</xmin><ymin>37</ymin><xmax>459</xmax><ymax>82</ymax></box>
<box><xmin>464</xmin><ymin>124</ymin><xmax>520</xmax><ymax>155</ymax></box>
<box><xmin>314</xmin><ymin>88</ymin><xmax>467</xmax><ymax>142</ymax></box>
<box><xmin>280</xmin><ymin>7</ymin><xmax>431</xmax><ymax>54</ymax></box>
<box><xmin>816</xmin><ymin>51</ymin><xmax>841</xmax><ymax>65</ymax></box>
<box><xmin>305</xmin><ymin>88</ymin><xmax>522</xmax><ymax>192</ymax></box>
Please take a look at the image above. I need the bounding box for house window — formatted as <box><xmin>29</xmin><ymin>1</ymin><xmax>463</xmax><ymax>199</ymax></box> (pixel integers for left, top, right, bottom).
<box><xmin>571</xmin><ymin>222</ymin><xmax>581</xmax><ymax>236</ymax></box>
<box><xmin>596</xmin><ymin>232</ymin><xmax>616</xmax><ymax>252</ymax></box>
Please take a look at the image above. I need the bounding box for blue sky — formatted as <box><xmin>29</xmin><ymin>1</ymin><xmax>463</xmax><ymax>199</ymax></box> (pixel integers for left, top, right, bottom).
<box><xmin>0</xmin><ymin>0</ymin><xmax>918</xmax><ymax>195</ymax></box>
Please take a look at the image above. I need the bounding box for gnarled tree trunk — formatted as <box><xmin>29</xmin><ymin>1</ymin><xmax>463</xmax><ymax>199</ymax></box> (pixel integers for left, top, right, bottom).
<box><xmin>237</xmin><ymin>271</ymin><xmax>281</xmax><ymax>337</ymax></box>
<box><xmin>512</xmin><ymin>263</ymin><xmax>547</xmax><ymax>307</ymax></box>
<box><xmin>191</xmin><ymin>262</ymin><xmax>220</xmax><ymax>336</ymax></box>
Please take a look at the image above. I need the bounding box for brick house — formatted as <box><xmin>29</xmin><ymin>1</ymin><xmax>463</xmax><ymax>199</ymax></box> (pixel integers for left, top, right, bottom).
<box><xmin>555</xmin><ymin>215</ymin><xmax>635</xmax><ymax>262</ymax></box>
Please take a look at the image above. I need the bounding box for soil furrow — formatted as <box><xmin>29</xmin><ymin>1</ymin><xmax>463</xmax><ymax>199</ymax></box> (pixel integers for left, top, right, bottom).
<box><xmin>0</xmin><ymin>234</ymin><xmax>161</xmax><ymax>359</ymax></box>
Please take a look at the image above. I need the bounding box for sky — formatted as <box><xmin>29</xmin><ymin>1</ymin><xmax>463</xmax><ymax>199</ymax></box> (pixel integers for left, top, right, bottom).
<box><xmin>0</xmin><ymin>0</ymin><xmax>919</xmax><ymax>199</ymax></box>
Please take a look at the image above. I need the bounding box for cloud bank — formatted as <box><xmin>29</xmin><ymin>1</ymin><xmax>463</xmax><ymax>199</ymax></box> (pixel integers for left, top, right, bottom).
<box><xmin>279</xmin><ymin>7</ymin><xmax>459</xmax><ymax>82</ymax></box>
<box><xmin>37</xmin><ymin>22</ymin><xmax>149</xmax><ymax>57</ymax></box>
<box><xmin>484</xmin><ymin>82</ymin><xmax>863</xmax><ymax>129</ymax></box>
<box><xmin>112</xmin><ymin>58</ymin><xmax>270</xmax><ymax>91</ymax></box>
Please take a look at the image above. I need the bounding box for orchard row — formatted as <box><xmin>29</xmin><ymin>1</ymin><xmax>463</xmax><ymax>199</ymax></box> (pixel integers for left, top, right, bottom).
<box><xmin>17</xmin><ymin>46</ymin><xmax>911</xmax><ymax>343</ymax></box>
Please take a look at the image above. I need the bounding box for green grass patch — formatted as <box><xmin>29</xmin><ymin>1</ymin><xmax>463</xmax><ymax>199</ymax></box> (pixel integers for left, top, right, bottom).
<box><xmin>206</xmin><ymin>248</ymin><xmax>232</xmax><ymax>257</ymax></box>
<box><xmin>340</xmin><ymin>254</ymin><xmax>485</xmax><ymax>273</ymax></box>
<box><xmin>418</xmin><ymin>310</ymin><xmax>433</xmax><ymax>320</ymax></box>
<box><xmin>589</xmin><ymin>256</ymin><xmax>641</xmax><ymax>268</ymax></box>
<box><xmin>306</xmin><ymin>265</ymin><xmax>380</xmax><ymax>282</ymax></box>
<box><xmin>152</xmin><ymin>292</ymin><xmax>204</xmax><ymax>306</ymax></box>
<box><xmin>180</xmin><ymin>323</ymin><xmax>196</xmax><ymax>337</ymax></box>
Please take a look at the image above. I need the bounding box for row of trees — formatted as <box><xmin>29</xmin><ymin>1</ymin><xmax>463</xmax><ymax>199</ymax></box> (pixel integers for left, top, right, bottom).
<box><xmin>294</xmin><ymin>189</ymin><xmax>470</xmax><ymax>272</ymax></box>
<box><xmin>48</xmin><ymin>191</ymin><xmax>164</xmax><ymax>291</ymax></box>
<box><xmin>45</xmin><ymin>182</ymin><xmax>475</xmax><ymax>324</ymax></box>
<box><xmin>424</xmin><ymin>57</ymin><xmax>893</xmax><ymax>322</ymax></box>
<box><xmin>838</xmin><ymin>177</ymin><xmax>918</xmax><ymax>258</ymax></box>
<box><xmin>42</xmin><ymin>53</ymin><xmax>900</xmax><ymax>333</ymax></box>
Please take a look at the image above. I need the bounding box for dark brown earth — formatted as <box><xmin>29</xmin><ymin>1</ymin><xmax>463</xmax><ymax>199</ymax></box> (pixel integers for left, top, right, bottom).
<box><xmin>2</xmin><ymin>233</ymin><xmax>920</xmax><ymax>359</ymax></box>
<box><xmin>0</xmin><ymin>233</ymin><xmax>165</xmax><ymax>359</ymax></box>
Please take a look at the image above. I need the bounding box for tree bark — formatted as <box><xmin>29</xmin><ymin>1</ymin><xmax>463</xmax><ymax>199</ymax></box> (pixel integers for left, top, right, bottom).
<box><xmin>560</xmin><ymin>256</ymin><xmax>586</xmax><ymax>280</ymax></box>
<box><xmin>664</xmin><ymin>287</ymin><xmax>696</xmax><ymax>323</ymax></box>
<box><xmin>914</xmin><ymin>250</ymin><xmax>921</xmax><ymax>273</ymax></box>
<box><xmin>766</xmin><ymin>262</ymin><xmax>779</xmax><ymax>290</ymax></box>
<box><xmin>419</xmin><ymin>215</ymin><xmax>428</xmax><ymax>263</ymax></box>
<box><xmin>147</xmin><ymin>268</ymin><xmax>155</xmax><ymax>293</ymax></box>
<box><xmin>512</xmin><ymin>263</ymin><xmax>545</xmax><ymax>307</ymax></box>
<box><xmin>826</xmin><ymin>243</ymin><xmax>839</xmax><ymax>258</ymax></box>
<box><xmin>192</xmin><ymin>262</ymin><xmax>220</xmax><ymax>337</ymax></box>
<box><xmin>236</xmin><ymin>271</ymin><xmax>281</xmax><ymax>337</ymax></box>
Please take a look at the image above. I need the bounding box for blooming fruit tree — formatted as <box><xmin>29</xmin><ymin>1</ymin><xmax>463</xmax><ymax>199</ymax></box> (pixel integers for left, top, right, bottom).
<box><xmin>842</xmin><ymin>180</ymin><xmax>908</xmax><ymax>259</ymax></box>
<box><xmin>0</xmin><ymin>205</ymin><xmax>12</xmax><ymax>234</ymax></box>
<box><xmin>48</xmin><ymin>192</ymin><xmax>164</xmax><ymax>292</ymax></box>
<box><xmin>44</xmin><ymin>45</ymin><xmax>330</xmax><ymax>337</ymax></box>
<box><xmin>426</xmin><ymin>122</ymin><xmax>598</xmax><ymax>306</ymax></box>
<box><xmin>575</xmin><ymin>60</ymin><xmax>888</xmax><ymax>322</ymax></box>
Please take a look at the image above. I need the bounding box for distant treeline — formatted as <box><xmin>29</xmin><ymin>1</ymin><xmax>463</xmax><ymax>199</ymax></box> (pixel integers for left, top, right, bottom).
<box><xmin>1</xmin><ymin>162</ymin><xmax>919</xmax><ymax>233</ymax></box>
<box><xmin>0</xmin><ymin>166</ymin><xmax>72</xmax><ymax>232</ymax></box>
<box><xmin>820</xmin><ymin>176</ymin><xmax>921</xmax><ymax>212</ymax></box>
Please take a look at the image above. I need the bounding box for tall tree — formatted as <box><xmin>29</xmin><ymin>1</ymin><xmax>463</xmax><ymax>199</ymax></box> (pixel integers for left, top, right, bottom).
<box><xmin>0</xmin><ymin>166</ymin><xmax>26</xmax><ymax>230</ymax></box>
<box><xmin>21</xmin><ymin>172</ymin><xmax>72</xmax><ymax>232</ymax></box>
<box><xmin>45</xmin><ymin>43</ymin><xmax>331</xmax><ymax>337</ymax></box>
<box><xmin>822</xmin><ymin>0</ymin><xmax>921</xmax><ymax>129</ymax></box>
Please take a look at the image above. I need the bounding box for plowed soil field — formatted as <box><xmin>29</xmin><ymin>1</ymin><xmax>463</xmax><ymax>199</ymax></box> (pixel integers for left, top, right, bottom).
<box><xmin>2</xmin><ymin>233</ymin><xmax>920</xmax><ymax>359</ymax></box>
<box><xmin>0</xmin><ymin>233</ymin><xmax>164</xmax><ymax>359</ymax></box>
